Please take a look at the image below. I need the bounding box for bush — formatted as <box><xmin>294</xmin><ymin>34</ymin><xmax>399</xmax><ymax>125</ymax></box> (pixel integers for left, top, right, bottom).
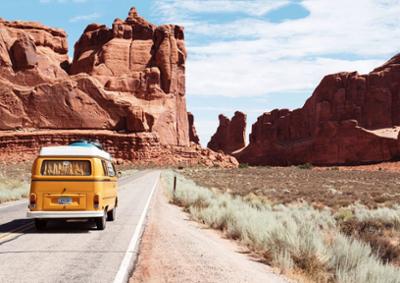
<box><xmin>162</xmin><ymin>171</ymin><xmax>400</xmax><ymax>282</ymax></box>
<box><xmin>238</xmin><ymin>163</ymin><xmax>249</xmax><ymax>168</ymax></box>
<box><xmin>297</xmin><ymin>163</ymin><xmax>314</xmax><ymax>169</ymax></box>
<box><xmin>0</xmin><ymin>179</ymin><xmax>29</xmax><ymax>203</ymax></box>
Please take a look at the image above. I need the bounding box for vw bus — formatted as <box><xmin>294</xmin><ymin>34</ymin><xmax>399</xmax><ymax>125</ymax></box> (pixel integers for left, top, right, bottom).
<box><xmin>27</xmin><ymin>141</ymin><xmax>118</xmax><ymax>230</ymax></box>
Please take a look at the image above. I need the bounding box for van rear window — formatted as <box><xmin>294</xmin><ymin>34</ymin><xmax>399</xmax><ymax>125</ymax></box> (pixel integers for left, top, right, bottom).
<box><xmin>41</xmin><ymin>160</ymin><xmax>91</xmax><ymax>176</ymax></box>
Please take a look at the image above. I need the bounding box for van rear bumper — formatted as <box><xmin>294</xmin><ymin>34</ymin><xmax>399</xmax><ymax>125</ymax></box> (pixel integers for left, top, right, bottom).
<box><xmin>27</xmin><ymin>210</ymin><xmax>104</xmax><ymax>219</ymax></box>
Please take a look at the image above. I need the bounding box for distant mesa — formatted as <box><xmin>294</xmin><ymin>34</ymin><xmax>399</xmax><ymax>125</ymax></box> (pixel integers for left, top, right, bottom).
<box><xmin>0</xmin><ymin>7</ymin><xmax>237</xmax><ymax>168</ymax></box>
<box><xmin>226</xmin><ymin>53</ymin><xmax>400</xmax><ymax>166</ymax></box>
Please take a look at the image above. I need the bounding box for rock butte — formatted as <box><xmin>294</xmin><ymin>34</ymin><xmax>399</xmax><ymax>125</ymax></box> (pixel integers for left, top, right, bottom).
<box><xmin>0</xmin><ymin>8</ymin><xmax>238</xmax><ymax>168</ymax></box>
<box><xmin>208</xmin><ymin>111</ymin><xmax>246</xmax><ymax>154</ymax></box>
<box><xmin>233</xmin><ymin>53</ymin><xmax>400</xmax><ymax>166</ymax></box>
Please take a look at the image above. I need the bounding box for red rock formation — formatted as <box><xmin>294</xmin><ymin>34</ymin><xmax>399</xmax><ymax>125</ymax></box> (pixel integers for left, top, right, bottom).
<box><xmin>0</xmin><ymin>130</ymin><xmax>238</xmax><ymax>168</ymax></box>
<box><xmin>187</xmin><ymin>112</ymin><xmax>200</xmax><ymax>144</ymax></box>
<box><xmin>208</xmin><ymin>111</ymin><xmax>246</xmax><ymax>154</ymax></box>
<box><xmin>0</xmin><ymin>8</ymin><xmax>188</xmax><ymax>145</ymax></box>
<box><xmin>236</xmin><ymin>54</ymin><xmax>400</xmax><ymax>166</ymax></box>
<box><xmin>0</xmin><ymin>8</ymin><xmax>237</xmax><ymax>168</ymax></box>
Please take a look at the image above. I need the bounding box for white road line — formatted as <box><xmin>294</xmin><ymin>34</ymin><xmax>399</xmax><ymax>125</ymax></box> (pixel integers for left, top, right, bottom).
<box><xmin>113</xmin><ymin>171</ymin><xmax>160</xmax><ymax>283</ymax></box>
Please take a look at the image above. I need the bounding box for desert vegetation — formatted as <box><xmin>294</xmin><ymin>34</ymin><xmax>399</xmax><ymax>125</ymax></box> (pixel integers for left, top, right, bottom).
<box><xmin>164</xmin><ymin>168</ymin><xmax>400</xmax><ymax>282</ymax></box>
<box><xmin>182</xmin><ymin>167</ymin><xmax>400</xmax><ymax>208</ymax></box>
<box><xmin>0</xmin><ymin>162</ymin><xmax>31</xmax><ymax>203</ymax></box>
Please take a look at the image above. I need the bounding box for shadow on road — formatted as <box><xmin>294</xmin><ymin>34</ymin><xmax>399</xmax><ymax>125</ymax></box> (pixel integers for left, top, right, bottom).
<box><xmin>0</xmin><ymin>218</ymin><xmax>99</xmax><ymax>235</ymax></box>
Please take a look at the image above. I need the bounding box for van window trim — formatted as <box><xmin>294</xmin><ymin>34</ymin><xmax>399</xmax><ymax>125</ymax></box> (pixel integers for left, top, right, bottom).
<box><xmin>40</xmin><ymin>159</ymin><xmax>93</xmax><ymax>176</ymax></box>
<box><xmin>105</xmin><ymin>160</ymin><xmax>116</xmax><ymax>177</ymax></box>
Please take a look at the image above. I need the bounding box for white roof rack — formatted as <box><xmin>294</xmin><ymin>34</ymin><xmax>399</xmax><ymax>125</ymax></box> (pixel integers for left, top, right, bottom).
<box><xmin>39</xmin><ymin>146</ymin><xmax>112</xmax><ymax>161</ymax></box>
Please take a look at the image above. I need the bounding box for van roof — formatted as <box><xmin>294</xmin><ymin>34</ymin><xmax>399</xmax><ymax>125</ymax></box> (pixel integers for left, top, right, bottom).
<box><xmin>39</xmin><ymin>146</ymin><xmax>112</xmax><ymax>161</ymax></box>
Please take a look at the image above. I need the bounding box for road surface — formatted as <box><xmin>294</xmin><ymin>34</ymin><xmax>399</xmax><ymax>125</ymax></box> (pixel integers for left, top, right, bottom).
<box><xmin>0</xmin><ymin>170</ymin><xmax>159</xmax><ymax>283</ymax></box>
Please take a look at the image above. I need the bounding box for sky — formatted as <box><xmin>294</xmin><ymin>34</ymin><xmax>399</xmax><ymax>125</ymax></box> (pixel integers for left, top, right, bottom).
<box><xmin>2</xmin><ymin>0</ymin><xmax>400</xmax><ymax>145</ymax></box>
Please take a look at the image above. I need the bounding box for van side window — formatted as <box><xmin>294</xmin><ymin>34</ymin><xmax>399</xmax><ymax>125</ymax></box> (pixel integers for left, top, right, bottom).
<box><xmin>101</xmin><ymin>160</ymin><xmax>108</xmax><ymax>176</ymax></box>
<box><xmin>106</xmin><ymin>161</ymin><xmax>116</xmax><ymax>177</ymax></box>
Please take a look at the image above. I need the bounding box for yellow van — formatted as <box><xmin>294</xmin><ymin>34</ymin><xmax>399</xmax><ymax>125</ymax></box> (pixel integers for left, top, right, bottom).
<box><xmin>27</xmin><ymin>141</ymin><xmax>118</xmax><ymax>230</ymax></box>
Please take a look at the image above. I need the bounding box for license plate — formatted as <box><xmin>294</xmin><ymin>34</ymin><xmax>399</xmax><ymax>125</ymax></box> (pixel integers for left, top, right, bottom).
<box><xmin>58</xmin><ymin>197</ymin><xmax>72</xmax><ymax>205</ymax></box>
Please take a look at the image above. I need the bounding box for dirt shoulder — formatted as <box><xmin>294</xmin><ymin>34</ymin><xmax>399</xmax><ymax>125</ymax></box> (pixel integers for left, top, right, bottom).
<box><xmin>130</xmin><ymin>183</ymin><xmax>289</xmax><ymax>283</ymax></box>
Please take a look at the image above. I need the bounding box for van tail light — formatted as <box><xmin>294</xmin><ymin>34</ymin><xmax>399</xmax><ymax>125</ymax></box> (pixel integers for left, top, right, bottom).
<box><xmin>94</xmin><ymin>195</ymin><xmax>100</xmax><ymax>209</ymax></box>
<box><xmin>29</xmin><ymin>193</ymin><xmax>36</xmax><ymax>209</ymax></box>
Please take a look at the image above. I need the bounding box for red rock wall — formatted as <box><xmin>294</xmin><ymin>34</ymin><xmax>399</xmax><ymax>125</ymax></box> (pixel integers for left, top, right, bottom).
<box><xmin>187</xmin><ymin>112</ymin><xmax>200</xmax><ymax>144</ymax></box>
<box><xmin>0</xmin><ymin>8</ymin><xmax>189</xmax><ymax>147</ymax></box>
<box><xmin>0</xmin><ymin>130</ymin><xmax>237</xmax><ymax>168</ymax></box>
<box><xmin>208</xmin><ymin>111</ymin><xmax>246</xmax><ymax>154</ymax></box>
<box><xmin>236</xmin><ymin>54</ymin><xmax>400</xmax><ymax>166</ymax></box>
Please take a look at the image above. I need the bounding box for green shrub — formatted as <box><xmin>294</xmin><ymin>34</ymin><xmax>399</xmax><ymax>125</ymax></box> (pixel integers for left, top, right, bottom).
<box><xmin>297</xmin><ymin>163</ymin><xmax>313</xmax><ymax>169</ymax></box>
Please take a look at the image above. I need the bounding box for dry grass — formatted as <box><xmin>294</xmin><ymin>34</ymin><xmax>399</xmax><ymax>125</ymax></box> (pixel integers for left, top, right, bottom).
<box><xmin>167</xmin><ymin>169</ymin><xmax>400</xmax><ymax>283</ymax></box>
<box><xmin>0</xmin><ymin>162</ymin><xmax>31</xmax><ymax>203</ymax></box>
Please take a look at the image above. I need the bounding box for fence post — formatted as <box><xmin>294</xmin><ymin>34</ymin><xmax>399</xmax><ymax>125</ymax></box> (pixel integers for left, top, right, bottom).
<box><xmin>173</xmin><ymin>175</ymin><xmax>177</xmax><ymax>196</ymax></box>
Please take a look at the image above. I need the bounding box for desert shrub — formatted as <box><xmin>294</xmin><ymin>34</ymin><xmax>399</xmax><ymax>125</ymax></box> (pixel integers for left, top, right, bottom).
<box><xmin>162</xmin><ymin>171</ymin><xmax>400</xmax><ymax>282</ymax></box>
<box><xmin>297</xmin><ymin>163</ymin><xmax>313</xmax><ymax>169</ymax></box>
<box><xmin>0</xmin><ymin>179</ymin><xmax>29</xmax><ymax>203</ymax></box>
<box><xmin>352</xmin><ymin>204</ymin><xmax>400</xmax><ymax>229</ymax></box>
<box><xmin>328</xmin><ymin>234</ymin><xmax>400</xmax><ymax>283</ymax></box>
<box><xmin>335</xmin><ymin>208</ymin><xmax>354</xmax><ymax>222</ymax></box>
<box><xmin>239</xmin><ymin>163</ymin><xmax>249</xmax><ymax>168</ymax></box>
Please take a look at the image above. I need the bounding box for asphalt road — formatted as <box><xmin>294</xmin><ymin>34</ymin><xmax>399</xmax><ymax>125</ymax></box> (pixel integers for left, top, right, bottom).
<box><xmin>0</xmin><ymin>170</ymin><xmax>160</xmax><ymax>283</ymax></box>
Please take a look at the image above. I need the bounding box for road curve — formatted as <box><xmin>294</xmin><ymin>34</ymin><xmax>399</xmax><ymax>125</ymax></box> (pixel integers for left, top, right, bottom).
<box><xmin>0</xmin><ymin>170</ymin><xmax>160</xmax><ymax>283</ymax></box>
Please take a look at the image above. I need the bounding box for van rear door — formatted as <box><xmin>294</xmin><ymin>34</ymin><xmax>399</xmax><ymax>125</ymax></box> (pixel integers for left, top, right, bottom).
<box><xmin>34</xmin><ymin>159</ymin><xmax>94</xmax><ymax>211</ymax></box>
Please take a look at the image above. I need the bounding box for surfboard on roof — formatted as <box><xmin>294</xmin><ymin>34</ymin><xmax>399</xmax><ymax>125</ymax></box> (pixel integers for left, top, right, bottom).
<box><xmin>39</xmin><ymin>140</ymin><xmax>111</xmax><ymax>161</ymax></box>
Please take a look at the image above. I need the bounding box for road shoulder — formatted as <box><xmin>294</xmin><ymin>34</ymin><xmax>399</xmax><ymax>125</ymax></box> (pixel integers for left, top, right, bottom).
<box><xmin>130</xmin><ymin>181</ymin><xmax>289</xmax><ymax>283</ymax></box>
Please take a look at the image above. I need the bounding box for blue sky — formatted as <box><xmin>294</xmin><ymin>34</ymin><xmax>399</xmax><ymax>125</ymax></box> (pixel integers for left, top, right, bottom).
<box><xmin>2</xmin><ymin>0</ymin><xmax>400</xmax><ymax>145</ymax></box>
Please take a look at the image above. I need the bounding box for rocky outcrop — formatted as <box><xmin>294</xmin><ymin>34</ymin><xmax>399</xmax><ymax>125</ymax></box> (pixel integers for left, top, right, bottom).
<box><xmin>208</xmin><ymin>111</ymin><xmax>246</xmax><ymax>154</ymax></box>
<box><xmin>0</xmin><ymin>8</ymin><xmax>237</xmax><ymax>168</ymax></box>
<box><xmin>0</xmin><ymin>130</ymin><xmax>238</xmax><ymax>168</ymax></box>
<box><xmin>236</xmin><ymin>54</ymin><xmax>400</xmax><ymax>166</ymax></box>
<box><xmin>187</xmin><ymin>112</ymin><xmax>200</xmax><ymax>144</ymax></box>
<box><xmin>0</xmin><ymin>8</ymin><xmax>188</xmax><ymax>145</ymax></box>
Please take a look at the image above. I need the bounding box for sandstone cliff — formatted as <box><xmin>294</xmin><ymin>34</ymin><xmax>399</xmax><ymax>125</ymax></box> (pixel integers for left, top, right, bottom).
<box><xmin>236</xmin><ymin>54</ymin><xmax>400</xmax><ymax>166</ymax></box>
<box><xmin>187</xmin><ymin>112</ymin><xmax>200</xmax><ymax>144</ymax></box>
<box><xmin>208</xmin><ymin>111</ymin><xmax>246</xmax><ymax>154</ymax></box>
<box><xmin>0</xmin><ymin>8</ymin><xmax>237</xmax><ymax>167</ymax></box>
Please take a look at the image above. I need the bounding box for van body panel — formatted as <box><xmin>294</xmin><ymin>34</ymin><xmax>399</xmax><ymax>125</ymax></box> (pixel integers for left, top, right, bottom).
<box><xmin>28</xmin><ymin>155</ymin><xmax>118</xmax><ymax>219</ymax></box>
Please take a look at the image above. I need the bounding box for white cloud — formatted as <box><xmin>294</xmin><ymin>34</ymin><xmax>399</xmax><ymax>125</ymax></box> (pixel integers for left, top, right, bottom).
<box><xmin>154</xmin><ymin>0</ymin><xmax>400</xmax><ymax>98</ymax></box>
<box><xmin>154</xmin><ymin>0</ymin><xmax>289</xmax><ymax>21</ymax></box>
<box><xmin>69</xmin><ymin>12</ymin><xmax>101</xmax><ymax>23</ymax></box>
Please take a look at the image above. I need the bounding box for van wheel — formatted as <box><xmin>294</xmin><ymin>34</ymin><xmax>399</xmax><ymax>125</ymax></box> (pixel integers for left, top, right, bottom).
<box><xmin>34</xmin><ymin>219</ymin><xmax>47</xmax><ymax>230</ymax></box>
<box><xmin>107</xmin><ymin>207</ymin><xmax>116</xmax><ymax>221</ymax></box>
<box><xmin>95</xmin><ymin>211</ymin><xmax>107</xmax><ymax>230</ymax></box>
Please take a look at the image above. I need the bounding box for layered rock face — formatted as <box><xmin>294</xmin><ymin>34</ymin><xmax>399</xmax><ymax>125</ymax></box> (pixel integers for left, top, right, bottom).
<box><xmin>187</xmin><ymin>112</ymin><xmax>200</xmax><ymax>144</ymax></box>
<box><xmin>0</xmin><ymin>8</ymin><xmax>188</xmax><ymax>145</ymax></box>
<box><xmin>236</xmin><ymin>54</ymin><xmax>400</xmax><ymax>165</ymax></box>
<box><xmin>0</xmin><ymin>130</ymin><xmax>238</xmax><ymax>168</ymax></box>
<box><xmin>0</xmin><ymin>8</ymin><xmax>237</xmax><ymax>167</ymax></box>
<box><xmin>208</xmin><ymin>111</ymin><xmax>246</xmax><ymax>154</ymax></box>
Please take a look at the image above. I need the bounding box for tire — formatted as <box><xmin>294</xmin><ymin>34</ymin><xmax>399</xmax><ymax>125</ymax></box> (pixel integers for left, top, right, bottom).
<box><xmin>107</xmin><ymin>207</ymin><xmax>116</xmax><ymax>221</ymax></box>
<box><xmin>95</xmin><ymin>211</ymin><xmax>107</xmax><ymax>230</ymax></box>
<box><xmin>34</xmin><ymin>219</ymin><xmax>47</xmax><ymax>230</ymax></box>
